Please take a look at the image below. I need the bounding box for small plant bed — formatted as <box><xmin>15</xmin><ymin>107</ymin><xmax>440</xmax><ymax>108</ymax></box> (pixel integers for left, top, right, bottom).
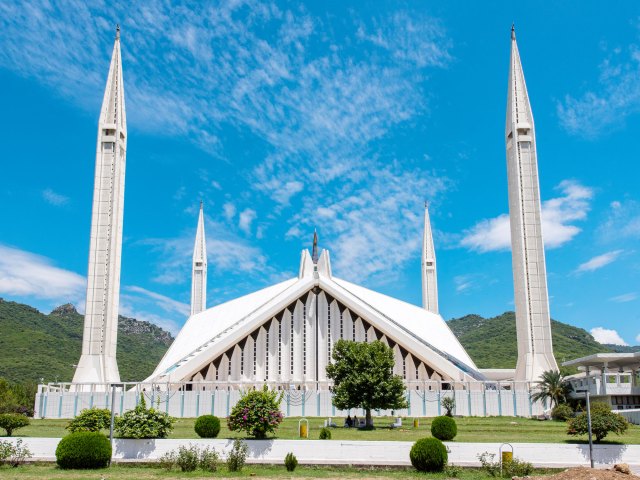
<box><xmin>0</xmin><ymin>463</ymin><xmax>562</xmax><ymax>479</ymax></box>
<box><xmin>13</xmin><ymin>416</ymin><xmax>640</xmax><ymax>444</ymax></box>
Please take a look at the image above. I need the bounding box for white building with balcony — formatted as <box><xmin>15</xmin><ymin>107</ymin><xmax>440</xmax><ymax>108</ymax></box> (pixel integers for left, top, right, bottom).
<box><xmin>563</xmin><ymin>353</ymin><xmax>640</xmax><ymax>410</ymax></box>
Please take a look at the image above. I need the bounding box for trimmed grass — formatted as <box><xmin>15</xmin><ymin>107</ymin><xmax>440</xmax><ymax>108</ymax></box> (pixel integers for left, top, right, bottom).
<box><xmin>0</xmin><ymin>464</ymin><xmax>560</xmax><ymax>479</ymax></box>
<box><xmin>7</xmin><ymin>416</ymin><xmax>640</xmax><ymax>444</ymax></box>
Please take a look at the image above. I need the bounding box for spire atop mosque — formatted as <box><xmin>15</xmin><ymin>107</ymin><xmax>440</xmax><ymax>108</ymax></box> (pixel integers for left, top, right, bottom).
<box><xmin>312</xmin><ymin>229</ymin><xmax>319</xmax><ymax>264</ymax></box>
<box><xmin>511</xmin><ymin>23</ymin><xmax>515</xmax><ymax>40</ymax></box>
<box><xmin>191</xmin><ymin>202</ymin><xmax>208</xmax><ymax>316</ymax></box>
<box><xmin>505</xmin><ymin>27</ymin><xmax>558</xmax><ymax>381</ymax></box>
<box><xmin>421</xmin><ymin>202</ymin><xmax>439</xmax><ymax>314</ymax></box>
<box><xmin>116</xmin><ymin>24</ymin><xmax>120</xmax><ymax>40</ymax></box>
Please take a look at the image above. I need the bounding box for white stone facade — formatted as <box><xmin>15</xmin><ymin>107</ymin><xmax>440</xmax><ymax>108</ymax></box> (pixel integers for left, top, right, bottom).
<box><xmin>506</xmin><ymin>27</ymin><xmax>558</xmax><ymax>382</ymax></box>
<box><xmin>73</xmin><ymin>28</ymin><xmax>126</xmax><ymax>385</ymax></box>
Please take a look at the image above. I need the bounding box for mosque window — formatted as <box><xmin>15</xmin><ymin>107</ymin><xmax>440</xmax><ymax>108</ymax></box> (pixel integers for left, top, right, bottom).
<box><xmin>278</xmin><ymin>321</ymin><xmax>282</xmax><ymax>375</ymax></box>
<box><xmin>228</xmin><ymin>357</ymin><xmax>231</xmax><ymax>378</ymax></box>
<box><xmin>253</xmin><ymin>338</ymin><xmax>257</xmax><ymax>376</ymax></box>
<box><xmin>290</xmin><ymin>317</ymin><xmax>294</xmax><ymax>375</ymax></box>
<box><xmin>340</xmin><ymin>311</ymin><xmax>343</xmax><ymax>339</ymax></box>
<box><xmin>327</xmin><ymin>307</ymin><xmax>331</xmax><ymax>361</ymax></box>
<box><xmin>402</xmin><ymin>357</ymin><xmax>406</xmax><ymax>379</ymax></box>
<box><xmin>265</xmin><ymin>329</ymin><xmax>269</xmax><ymax>380</ymax></box>
<box><xmin>240</xmin><ymin>349</ymin><xmax>244</xmax><ymax>376</ymax></box>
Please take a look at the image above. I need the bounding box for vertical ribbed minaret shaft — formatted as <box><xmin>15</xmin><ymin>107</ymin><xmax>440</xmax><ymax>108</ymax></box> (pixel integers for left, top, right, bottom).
<box><xmin>421</xmin><ymin>203</ymin><xmax>439</xmax><ymax>314</ymax></box>
<box><xmin>73</xmin><ymin>26</ymin><xmax>127</xmax><ymax>385</ymax></box>
<box><xmin>191</xmin><ymin>202</ymin><xmax>207</xmax><ymax>316</ymax></box>
<box><xmin>506</xmin><ymin>26</ymin><xmax>558</xmax><ymax>382</ymax></box>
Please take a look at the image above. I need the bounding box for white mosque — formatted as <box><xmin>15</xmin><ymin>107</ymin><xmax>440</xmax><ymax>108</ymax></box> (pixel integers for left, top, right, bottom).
<box><xmin>67</xmin><ymin>24</ymin><xmax>557</xmax><ymax>405</ymax></box>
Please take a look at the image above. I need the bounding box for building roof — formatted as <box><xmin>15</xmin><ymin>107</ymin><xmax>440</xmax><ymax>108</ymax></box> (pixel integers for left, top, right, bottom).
<box><xmin>146</xmin><ymin>249</ymin><xmax>481</xmax><ymax>383</ymax></box>
<box><xmin>562</xmin><ymin>352</ymin><xmax>640</xmax><ymax>370</ymax></box>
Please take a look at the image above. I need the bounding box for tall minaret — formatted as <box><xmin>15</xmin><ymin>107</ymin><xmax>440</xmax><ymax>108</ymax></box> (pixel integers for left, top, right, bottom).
<box><xmin>73</xmin><ymin>26</ymin><xmax>127</xmax><ymax>385</ymax></box>
<box><xmin>190</xmin><ymin>202</ymin><xmax>207</xmax><ymax>316</ymax></box>
<box><xmin>506</xmin><ymin>26</ymin><xmax>558</xmax><ymax>382</ymax></box>
<box><xmin>421</xmin><ymin>202</ymin><xmax>439</xmax><ymax>314</ymax></box>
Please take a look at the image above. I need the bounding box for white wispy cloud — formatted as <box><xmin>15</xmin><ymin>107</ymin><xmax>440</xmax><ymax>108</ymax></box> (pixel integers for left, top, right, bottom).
<box><xmin>636</xmin><ymin>333</ymin><xmax>640</xmax><ymax>344</ymax></box>
<box><xmin>575</xmin><ymin>250</ymin><xmax>623</xmax><ymax>274</ymax></box>
<box><xmin>610</xmin><ymin>292</ymin><xmax>638</xmax><ymax>303</ymax></box>
<box><xmin>42</xmin><ymin>188</ymin><xmax>70</xmax><ymax>206</ymax></box>
<box><xmin>557</xmin><ymin>33</ymin><xmax>640</xmax><ymax>137</ymax></box>
<box><xmin>460</xmin><ymin>180</ymin><xmax>593</xmax><ymax>253</ymax></box>
<box><xmin>0</xmin><ymin>244</ymin><xmax>84</xmax><ymax>301</ymax></box>
<box><xmin>599</xmin><ymin>200</ymin><xmax>640</xmax><ymax>241</ymax></box>
<box><xmin>590</xmin><ymin>327</ymin><xmax>628</xmax><ymax>346</ymax></box>
<box><xmin>454</xmin><ymin>275</ymin><xmax>475</xmax><ymax>293</ymax></box>
<box><xmin>0</xmin><ymin>1</ymin><xmax>452</xmax><ymax>284</ymax></box>
<box><xmin>141</xmin><ymin>215</ymin><xmax>276</xmax><ymax>285</ymax></box>
<box><xmin>238</xmin><ymin>208</ymin><xmax>257</xmax><ymax>235</ymax></box>
<box><xmin>124</xmin><ymin>285</ymin><xmax>190</xmax><ymax>317</ymax></box>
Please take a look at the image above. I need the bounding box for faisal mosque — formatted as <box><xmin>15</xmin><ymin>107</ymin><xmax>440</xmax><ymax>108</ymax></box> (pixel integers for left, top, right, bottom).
<box><xmin>70</xmin><ymin>25</ymin><xmax>558</xmax><ymax>394</ymax></box>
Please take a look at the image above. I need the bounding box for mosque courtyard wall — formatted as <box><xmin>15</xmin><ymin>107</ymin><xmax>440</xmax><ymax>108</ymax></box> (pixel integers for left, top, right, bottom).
<box><xmin>34</xmin><ymin>381</ymin><xmax>546</xmax><ymax>419</ymax></box>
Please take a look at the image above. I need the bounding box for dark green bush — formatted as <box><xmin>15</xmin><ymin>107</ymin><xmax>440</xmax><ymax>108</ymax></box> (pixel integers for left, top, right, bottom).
<box><xmin>0</xmin><ymin>413</ymin><xmax>30</xmax><ymax>436</ymax></box>
<box><xmin>551</xmin><ymin>404</ymin><xmax>573</xmax><ymax>422</ymax></box>
<box><xmin>284</xmin><ymin>452</ymin><xmax>298</xmax><ymax>472</ymax></box>
<box><xmin>194</xmin><ymin>415</ymin><xmax>221</xmax><ymax>438</ymax></box>
<box><xmin>319</xmin><ymin>427</ymin><xmax>331</xmax><ymax>439</ymax></box>
<box><xmin>430</xmin><ymin>415</ymin><xmax>457</xmax><ymax>441</ymax></box>
<box><xmin>409</xmin><ymin>437</ymin><xmax>448</xmax><ymax>472</ymax></box>
<box><xmin>114</xmin><ymin>395</ymin><xmax>175</xmax><ymax>439</ymax></box>
<box><xmin>55</xmin><ymin>432</ymin><xmax>111</xmax><ymax>469</ymax></box>
<box><xmin>66</xmin><ymin>408</ymin><xmax>111</xmax><ymax>433</ymax></box>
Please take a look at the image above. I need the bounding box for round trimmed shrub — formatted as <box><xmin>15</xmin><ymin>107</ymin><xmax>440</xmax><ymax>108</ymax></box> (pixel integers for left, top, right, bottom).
<box><xmin>194</xmin><ymin>415</ymin><xmax>221</xmax><ymax>438</ymax></box>
<box><xmin>430</xmin><ymin>415</ymin><xmax>457</xmax><ymax>441</ymax></box>
<box><xmin>410</xmin><ymin>437</ymin><xmax>448</xmax><ymax>472</ymax></box>
<box><xmin>55</xmin><ymin>432</ymin><xmax>111</xmax><ymax>469</ymax></box>
<box><xmin>551</xmin><ymin>404</ymin><xmax>573</xmax><ymax>422</ymax></box>
<box><xmin>319</xmin><ymin>427</ymin><xmax>331</xmax><ymax>439</ymax></box>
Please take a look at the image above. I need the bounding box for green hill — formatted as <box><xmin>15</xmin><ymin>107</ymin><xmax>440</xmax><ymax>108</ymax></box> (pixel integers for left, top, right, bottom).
<box><xmin>0</xmin><ymin>298</ymin><xmax>173</xmax><ymax>384</ymax></box>
<box><xmin>448</xmin><ymin>311</ymin><xmax>613</xmax><ymax>370</ymax></box>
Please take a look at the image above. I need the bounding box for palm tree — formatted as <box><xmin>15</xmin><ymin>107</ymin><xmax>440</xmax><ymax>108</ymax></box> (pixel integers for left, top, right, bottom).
<box><xmin>530</xmin><ymin>370</ymin><xmax>571</xmax><ymax>408</ymax></box>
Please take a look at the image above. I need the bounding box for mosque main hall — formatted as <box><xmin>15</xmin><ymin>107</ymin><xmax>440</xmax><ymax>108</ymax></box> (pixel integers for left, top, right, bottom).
<box><xmin>65</xmin><ymin>24</ymin><xmax>557</xmax><ymax>410</ymax></box>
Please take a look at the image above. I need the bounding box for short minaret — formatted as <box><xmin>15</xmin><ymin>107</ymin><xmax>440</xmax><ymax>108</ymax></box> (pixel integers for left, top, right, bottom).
<box><xmin>73</xmin><ymin>26</ymin><xmax>127</xmax><ymax>384</ymax></box>
<box><xmin>191</xmin><ymin>202</ymin><xmax>207</xmax><ymax>316</ymax></box>
<box><xmin>421</xmin><ymin>202</ymin><xmax>439</xmax><ymax>314</ymax></box>
<box><xmin>506</xmin><ymin>26</ymin><xmax>558</xmax><ymax>382</ymax></box>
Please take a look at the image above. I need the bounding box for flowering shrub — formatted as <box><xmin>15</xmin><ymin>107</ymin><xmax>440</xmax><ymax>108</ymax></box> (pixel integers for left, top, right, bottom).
<box><xmin>114</xmin><ymin>395</ymin><xmax>175</xmax><ymax>439</ymax></box>
<box><xmin>227</xmin><ymin>386</ymin><xmax>284</xmax><ymax>439</ymax></box>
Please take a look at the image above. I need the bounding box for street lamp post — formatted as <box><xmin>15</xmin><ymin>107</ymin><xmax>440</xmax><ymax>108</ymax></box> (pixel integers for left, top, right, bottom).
<box><xmin>576</xmin><ymin>388</ymin><xmax>594</xmax><ymax>468</ymax></box>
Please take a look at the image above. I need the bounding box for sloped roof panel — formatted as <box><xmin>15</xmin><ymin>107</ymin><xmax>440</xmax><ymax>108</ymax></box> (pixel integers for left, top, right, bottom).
<box><xmin>330</xmin><ymin>276</ymin><xmax>477</xmax><ymax>370</ymax></box>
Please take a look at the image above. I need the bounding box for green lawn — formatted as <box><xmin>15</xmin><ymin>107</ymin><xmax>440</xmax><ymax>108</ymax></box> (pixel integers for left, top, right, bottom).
<box><xmin>7</xmin><ymin>416</ymin><xmax>640</xmax><ymax>444</ymax></box>
<box><xmin>0</xmin><ymin>464</ymin><xmax>560</xmax><ymax>479</ymax></box>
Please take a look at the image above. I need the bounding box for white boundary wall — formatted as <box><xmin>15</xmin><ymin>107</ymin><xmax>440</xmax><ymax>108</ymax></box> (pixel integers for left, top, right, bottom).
<box><xmin>34</xmin><ymin>385</ymin><xmax>546</xmax><ymax>419</ymax></box>
<box><xmin>5</xmin><ymin>438</ymin><xmax>640</xmax><ymax>469</ymax></box>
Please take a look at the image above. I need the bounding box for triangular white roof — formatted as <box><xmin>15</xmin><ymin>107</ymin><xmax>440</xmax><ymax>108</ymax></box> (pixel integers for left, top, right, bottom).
<box><xmin>146</xmin><ymin>249</ymin><xmax>482</xmax><ymax>383</ymax></box>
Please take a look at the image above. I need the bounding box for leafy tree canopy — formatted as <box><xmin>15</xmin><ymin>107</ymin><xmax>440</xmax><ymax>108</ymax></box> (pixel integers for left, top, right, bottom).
<box><xmin>326</xmin><ymin>340</ymin><xmax>407</xmax><ymax>427</ymax></box>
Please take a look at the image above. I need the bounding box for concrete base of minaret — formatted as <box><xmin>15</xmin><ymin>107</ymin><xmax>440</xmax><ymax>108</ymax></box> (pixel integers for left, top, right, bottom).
<box><xmin>515</xmin><ymin>352</ymin><xmax>558</xmax><ymax>383</ymax></box>
<box><xmin>72</xmin><ymin>353</ymin><xmax>120</xmax><ymax>388</ymax></box>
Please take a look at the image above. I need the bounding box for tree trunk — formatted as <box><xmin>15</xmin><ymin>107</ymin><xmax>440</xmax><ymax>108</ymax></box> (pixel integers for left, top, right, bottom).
<box><xmin>365</xmin><ymin>408</ymin><xmax>373</xmax><ymax>427</ymax></box>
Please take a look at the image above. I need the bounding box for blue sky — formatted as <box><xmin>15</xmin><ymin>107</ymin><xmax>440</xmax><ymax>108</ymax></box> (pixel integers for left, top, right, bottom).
<box><xmin>1</xmin><ymin>1</ymin><xmax>639</xmax><ymax>347</ymax></box>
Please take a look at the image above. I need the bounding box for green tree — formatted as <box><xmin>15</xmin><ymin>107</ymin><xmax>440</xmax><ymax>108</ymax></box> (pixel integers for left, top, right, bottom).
<box><xmin>530</xmin><ymin>370</ymin><xmax>571</xmax><ymax>408</ymax></box>
<box><xmin>567</xmin><ymin>401</ymin><xmax>629</xmax><ymax>442</ymax></box>
<box><xmin>326</xmin><ymin>340</ymin><xmax>407</xmax><ymax>427</ymax></box>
